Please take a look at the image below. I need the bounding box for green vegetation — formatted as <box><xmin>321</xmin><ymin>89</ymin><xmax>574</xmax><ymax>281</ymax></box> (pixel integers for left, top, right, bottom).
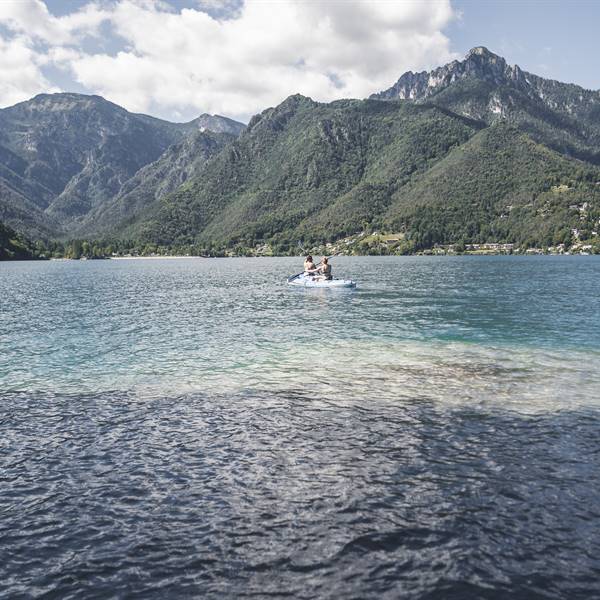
<box><xmin>3</xmin><ymin>49</ymin><xmax>600</xmax><ymax>257</ymax></box>
<box><xmin>385</xmin><ymin>123</ymin><xmax>600</xmax><ymax>250</ymax></box>
<box><xmin>138</xmin><ymin>97</ymin><xmax>482</xmax><ymax>250</ymax></box>
<box><xmin>0</xmin><ymin>221</ymin><xmax>38</xmax><ymax>260</ymax></box>
<box><xmin>0</xmin><ymin>237</ymin><xmax>228</xmax><ymax>260</ymax></box>
<box><xmin>4</xmin><ymin>220</ymin><xmax>599</xmax><ymax>261</ymax></box>
<box><xmin>135</xmin><ymin>97</ymin><xmax>600</xmax><ymax>255</ymax></box>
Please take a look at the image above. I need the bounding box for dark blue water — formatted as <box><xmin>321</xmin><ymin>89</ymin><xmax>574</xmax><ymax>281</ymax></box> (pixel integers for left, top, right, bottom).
<box><xmin>1</xmin><ymin>256</ymin><xmax>599</xmax><ymax>598</ymax></box>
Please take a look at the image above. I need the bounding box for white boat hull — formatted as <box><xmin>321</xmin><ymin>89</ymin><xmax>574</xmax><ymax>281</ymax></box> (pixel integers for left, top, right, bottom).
<box><xmin>287</xmin><ymin>275</ymin><xmax>356</xmax><ymax>288</ymax></box>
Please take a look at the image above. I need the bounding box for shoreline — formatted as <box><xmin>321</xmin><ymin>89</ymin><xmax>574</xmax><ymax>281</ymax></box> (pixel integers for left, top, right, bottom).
<box><xmin>108</xmin><ymin>255</ymin><xmax>207</xmax><ymax>260</ymax></box>
<box><xmin>21</xmin><ymin>252</ymin><xmax>598</xmax><ymax>263</ymax></box>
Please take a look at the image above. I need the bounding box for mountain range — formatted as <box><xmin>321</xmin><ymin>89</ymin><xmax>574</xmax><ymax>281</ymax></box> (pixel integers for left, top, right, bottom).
<box><xmin>1</xmin><ymin>47</ymin><xmax>599</xmax><ymax>256</ymax></box>
<box><xmin>0</xmin><ymin>93</ymin><xmax>244</xmax><ymax>239</ymax></box>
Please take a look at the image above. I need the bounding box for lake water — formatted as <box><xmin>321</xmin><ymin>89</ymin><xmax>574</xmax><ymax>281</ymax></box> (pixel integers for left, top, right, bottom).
<box><xmin>1</xmin><ymin>256</ymin><xmax>599</xmax><ymax>598</ymax></box>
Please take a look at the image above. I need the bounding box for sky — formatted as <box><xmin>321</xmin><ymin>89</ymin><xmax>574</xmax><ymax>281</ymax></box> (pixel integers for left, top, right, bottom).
<box><xmin>0</xmin><ymin>0</ymin><xmax>599</xmax><ymax>123</ymax></box>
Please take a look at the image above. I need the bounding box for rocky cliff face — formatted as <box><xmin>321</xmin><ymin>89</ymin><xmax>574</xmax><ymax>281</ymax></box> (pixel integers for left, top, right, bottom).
<box><xmin>373</xmin><ymin>47</ymin><xmax>529</xmax><ymax>102</ymax></box>
<box><xmin>75</xmin><ymin>129</ymin><xmax>235</xmax><ymax>236</ymax></box>
<box><xmin>373</xmin><ymin>46</ymin><xmax>600</xmax><ymax>110</ymax></box>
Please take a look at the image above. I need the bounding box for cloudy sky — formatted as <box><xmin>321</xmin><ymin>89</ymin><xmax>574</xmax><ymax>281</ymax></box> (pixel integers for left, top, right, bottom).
<box><xmin>1</xmin><ymin>0</ymin><xmax>598</xmax><ymax>123</ymax></box>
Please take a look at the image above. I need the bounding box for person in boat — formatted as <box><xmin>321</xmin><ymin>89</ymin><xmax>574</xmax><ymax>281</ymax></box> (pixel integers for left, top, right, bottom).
<box><xmin>316</xmin><ymin>256</ymin><xmax>332</xmax><ymax>281</ymax></box>
<box><xmin>304</xmin><ymin>255</ymin><xmax>318</xmax><ymax>276</ymax></box>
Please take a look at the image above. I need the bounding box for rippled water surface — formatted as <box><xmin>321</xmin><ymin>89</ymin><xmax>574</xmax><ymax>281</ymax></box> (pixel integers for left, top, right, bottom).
<box><xmin>1</xmin><ymin>256</ymin><xmax>600</xmax><ymax>598</ymax></box>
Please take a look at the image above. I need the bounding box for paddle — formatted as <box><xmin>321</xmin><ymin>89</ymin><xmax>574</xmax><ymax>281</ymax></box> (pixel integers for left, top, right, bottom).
<box><xmin>288</xmin><ymin>268</ymin><xmax>313</xmax><ymax>282</ymax></box>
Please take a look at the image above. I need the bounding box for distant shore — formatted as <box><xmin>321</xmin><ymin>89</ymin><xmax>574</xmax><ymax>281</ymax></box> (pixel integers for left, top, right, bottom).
<box><xmin>109</xmin><ymin>255</ymin><xmax>207</xmax><ymax>260</ymax></box>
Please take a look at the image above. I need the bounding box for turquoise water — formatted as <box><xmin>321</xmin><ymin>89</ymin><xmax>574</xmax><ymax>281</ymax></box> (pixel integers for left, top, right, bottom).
<box><xmin>2</xmin><ymin>256</ymin><xmax>599</xmax><ymax>409</ymax></box>
<box><xmin>1</xmin><ymin>256</ymin><xmax>600</xmax><ymax>598</ymax></box>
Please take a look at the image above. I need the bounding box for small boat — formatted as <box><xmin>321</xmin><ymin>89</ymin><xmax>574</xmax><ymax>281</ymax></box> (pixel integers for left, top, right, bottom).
<box><xmin>287</xmin><ymin>273</ymin><xmax>356</xmax><ymax>288</ymax></box>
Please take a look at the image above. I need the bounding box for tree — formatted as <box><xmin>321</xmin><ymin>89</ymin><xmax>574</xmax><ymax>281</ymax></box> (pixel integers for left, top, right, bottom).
<box><xmin>70</xmin><ymin>240</ymin><xmax>82</xmax><ymax>259</ymax></box>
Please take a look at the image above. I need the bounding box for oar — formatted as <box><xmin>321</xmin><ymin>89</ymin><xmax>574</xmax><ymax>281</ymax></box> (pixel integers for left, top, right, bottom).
<box><xmin>288</xmin><ymin>268</ymin><xmax>315</xmax><ymax>281</ymax></box>
<box><xmin>288</xmin><ymin>262</ymin><xmax>321</xmax><ymax>282</ymax></box>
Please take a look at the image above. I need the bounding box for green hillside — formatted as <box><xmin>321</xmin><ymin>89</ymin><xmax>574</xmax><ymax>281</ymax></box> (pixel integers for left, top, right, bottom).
<box><xmin>0</xmin><ymin>220</ymin><xmax>38</xmax><ymax>260</ymax></box>
<box><xmin>138</xmin><ymin>96</ymin><xmax>482</xmax><ymax>249</ymax></box>
<box><xmin>135</xmin><ymin>95</ymin><xmax>600</xmax><ymax>253</ymax></box>
<box><xmin>386</xmin><ymin>123</ymin><xmax>600</xmax><ymax>249</ymax></box>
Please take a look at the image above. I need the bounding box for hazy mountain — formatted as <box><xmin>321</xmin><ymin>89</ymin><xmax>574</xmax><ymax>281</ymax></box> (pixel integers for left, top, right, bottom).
<box><xmin>75</xmin><ymin>129</ymin><xmax>236</xmax><ymax>236</ymax></box>
<box><xmin>0</xmin><ymin>93</ymin><xmax>244</xmax><ymax>237</ymax></box>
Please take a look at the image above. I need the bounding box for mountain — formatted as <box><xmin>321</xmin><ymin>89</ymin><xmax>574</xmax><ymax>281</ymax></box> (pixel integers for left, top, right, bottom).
<box><xmin>188</xmin><ymin>114</ymin><xmax>246</xmax><ymax>136</ymax></box>
<box><xmin>136</xmin><ymin>95</ymin><xmax>483</xmax><ymax>247</ymax></box>
<box><xmin>2</xmin><ymin>49</ymin><xmax>599</xmax><ymax>254</ymax></box>
<box><xmin>372</xmin><ymin>46</ymin><xmax>600</xmax><ymax>164</ymax></box>
<box><xmin>385</xmin><ymin>123</ymin><xmax>600</xmax><ymax>248</ymax></box>
<box><xmin>132</xmin><ymin>48</ymin><xmax>600</xmax><ymax>252</ymax></box>
<box><xmin>0</xmin><ymin>93</ymin><xmax>244</xmax><ymax>237</ymax></box>
<box><xmin>74</xmin><ymin>128</ymin><xmax>236</xmax><ymax>236</ymax></box>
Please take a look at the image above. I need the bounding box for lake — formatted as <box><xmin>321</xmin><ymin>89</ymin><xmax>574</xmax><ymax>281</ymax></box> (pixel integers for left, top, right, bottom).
<box><xmin>1</xmin><ymin>256</ymin><xmax>599</xmax><ymax>598</ymax></box>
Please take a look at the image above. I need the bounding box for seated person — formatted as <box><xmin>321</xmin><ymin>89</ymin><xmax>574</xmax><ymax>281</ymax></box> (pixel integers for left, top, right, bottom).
<box><xmin>316</xmin><ymin>256</ymin><xmax>332</xmax><ymax>280</ymax></box>
<box><xmin>304</xmin><ymin>255</ymin><xmax>317</xmax><ymax>276</ymax></box>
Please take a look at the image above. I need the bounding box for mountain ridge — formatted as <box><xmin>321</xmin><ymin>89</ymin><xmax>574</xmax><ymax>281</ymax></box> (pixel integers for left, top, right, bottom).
<box><xmin>373</xmin><ymin>46</ymin><xmax>600</xmax><ymax>103</ymax></box>
<box><xmin>372</xmin><ymin>46</ymin><xmax>600</xmax><ymax>164</ymax></box>
<box><xmin>130</xmin><ymin>47</ymin><xmax>600</xmax><ymax>252</ymax></box>
<box><xmin>0</xmin><ymin>92</ymin><xmax>245</xmax><ymax>238</ymax></box>
<box><xmin>1</xmin><ymin>48</ymin><xmax>600</xmax><ymax>256</ymax></box>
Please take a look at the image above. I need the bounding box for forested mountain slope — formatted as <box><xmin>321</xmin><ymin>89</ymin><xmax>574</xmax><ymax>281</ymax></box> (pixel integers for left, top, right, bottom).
<box><xmin>136</xmin><ymin>96</ymin><xmax>483</xmax><ymax>248</ymax></box>
<box><xmin>385</xmin><ymin>123</ymin><xmax>600</xmax><ymax>248</ymax></box>
<box><xmin>136</xmin><ymin>70</ymin><xmax>600</xmax><ymax>252</ymax></box>
<box><xmin>74</xmin><ymin>129</ymin><xmax>236</xmax><ymax>236</ymax></box>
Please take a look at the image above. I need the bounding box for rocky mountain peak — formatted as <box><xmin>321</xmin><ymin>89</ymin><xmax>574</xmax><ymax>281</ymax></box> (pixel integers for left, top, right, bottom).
<box><xmin>371</xmin><ymin>47</ymin><xmax>517</xmax><ymax>103</ymax></box>
<box><xmin>466</xmin><ymin>46</ymin><xmax>498</xmax><ymax>60</ymax></box>
<box><xmin>464</xmin><ymin>46</ymin><xmax>508</xmax><ymax>73</ymax></box>
<box><xmin>2</xmin><ymin>92</ymin><xmax>120</xmax><ymax>119</ymax></box>
<box><xmin>247</xmin><ymin>94</ymin><xmax>314</xmax><ymax>132</ymax></box>
<box><xmin>190</xmin><ymin>114</ymin><xmax>246</xmax><ymax>136</ymax></box>
<box><xmin>370</xmin><ymin>46</ymin><xmax>600</xmax><ymax>166</ymax></box>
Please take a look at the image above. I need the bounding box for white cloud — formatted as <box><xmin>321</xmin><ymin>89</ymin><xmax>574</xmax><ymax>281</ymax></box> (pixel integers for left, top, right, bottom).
<box><xmin>0</xmin><ymin>0</ymin><xmax>108</xmax><ymax>44</ymax></box>
<box><xmin>0</xmin><ymin>0</ymin><xmax>458</xmax><ymax>121</ymax></box>
<box><xmin>0</xmin><ymin>35</ymin><xmax>59</xmax><ymax>106</ymax></box>
<box><xmin>0</xmin><ymin>0</ymin><xmax>107</xmax><ymax>105</ymax></box>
